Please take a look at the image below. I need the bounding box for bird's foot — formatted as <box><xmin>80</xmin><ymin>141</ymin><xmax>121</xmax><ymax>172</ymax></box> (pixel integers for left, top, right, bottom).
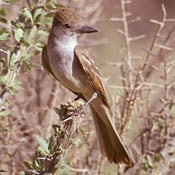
<box><xmin>75</xmin><ymin>92</ymin><xmax>97</xmax><ymax>115</ymax></box>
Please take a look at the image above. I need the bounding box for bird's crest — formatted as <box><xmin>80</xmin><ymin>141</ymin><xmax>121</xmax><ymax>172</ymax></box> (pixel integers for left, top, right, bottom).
<box><xmin>54</xmin><ymin>8</ymin><xmax>80</xmax><ymax>23</ymax></box>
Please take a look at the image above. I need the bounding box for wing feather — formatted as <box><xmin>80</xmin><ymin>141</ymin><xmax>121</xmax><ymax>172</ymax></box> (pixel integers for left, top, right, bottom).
<box><xmin>74</xmin><ymin>46</ymin><xmax>109</xmax><ymax>107</ymax></box>
<box><xmin>42</xmin><ymin>45</ymin><xmax>58</xmax><ymax>80</ymax></box>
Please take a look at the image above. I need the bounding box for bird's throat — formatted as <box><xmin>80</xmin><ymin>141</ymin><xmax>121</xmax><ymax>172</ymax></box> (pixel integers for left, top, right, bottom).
<box><xmin>57</xmin><ymin>35</ymin><xmax>77</xmax><ymax>58</ymax></box>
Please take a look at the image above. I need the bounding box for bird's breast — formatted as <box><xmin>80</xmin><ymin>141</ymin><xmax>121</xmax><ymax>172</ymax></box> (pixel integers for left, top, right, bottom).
<box><xmin>47</xmin><ymin>41</ymin><xmax>89</xmax><ymax>93</ymax></box>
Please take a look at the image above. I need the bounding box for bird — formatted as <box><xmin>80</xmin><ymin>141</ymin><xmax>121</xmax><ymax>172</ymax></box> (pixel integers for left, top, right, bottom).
<box><xmin>42</xmin><ymin>7</ymin><xmax>133</xmax><ymax>164</ymax></box>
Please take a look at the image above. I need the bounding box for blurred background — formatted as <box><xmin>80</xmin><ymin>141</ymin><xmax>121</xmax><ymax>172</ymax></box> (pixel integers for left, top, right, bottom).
<box><xmin>0</xmin><ymin>0</ymin><xmax>175</xmax><ymax>174</ymax></box>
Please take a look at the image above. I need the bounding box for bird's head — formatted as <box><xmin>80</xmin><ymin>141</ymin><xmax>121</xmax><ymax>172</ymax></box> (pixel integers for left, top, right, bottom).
<box><xmin>52</xmin><ymin>7</ymin><xmax>98</xmax><ymax>36</ymax></box>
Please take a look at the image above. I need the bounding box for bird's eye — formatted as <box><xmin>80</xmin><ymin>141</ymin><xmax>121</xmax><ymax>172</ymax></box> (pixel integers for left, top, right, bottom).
<box><xmin>64</xmin><ymin>24</ymin><xmax>71</xmax><ymax>28</ymax></box>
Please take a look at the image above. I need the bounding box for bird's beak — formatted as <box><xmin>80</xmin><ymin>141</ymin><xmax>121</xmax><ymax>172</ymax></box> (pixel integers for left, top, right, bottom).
<box><xmin>77</xmin><ymin>25</ymin><xmax>99</xmax><ymax>34</ymax></box>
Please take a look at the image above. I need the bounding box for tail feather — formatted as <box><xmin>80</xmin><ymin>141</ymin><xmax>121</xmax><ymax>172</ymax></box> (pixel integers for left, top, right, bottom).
<box><xmin>92</xmin><ymin>110</ymin><xmax>133</xmax><ymax>164</ymax></box>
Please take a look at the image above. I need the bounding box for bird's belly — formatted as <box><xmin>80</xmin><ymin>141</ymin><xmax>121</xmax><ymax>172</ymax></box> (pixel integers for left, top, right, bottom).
<box><xmin>50</xmin><ymin>57</ymin><xmax>88</xmax><ymax>93</ymax></box>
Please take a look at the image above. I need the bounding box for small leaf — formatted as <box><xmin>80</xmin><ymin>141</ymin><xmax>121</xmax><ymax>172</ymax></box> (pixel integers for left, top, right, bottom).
<box><xmin>0</xmin><ymin>8</ymin><xmax>6</xmax><ymax>16</ymax></box>
<box><xmin>14</xmin><ymin>28</ymin><xmax>23</xmax><ymax>42</ymax></box>
<box><xmin>52</xmin><ymin>124</ymin><xmax>61</xmax><ymax>133</ymax></box>
<box><xmin>48</xmin><ymin>135</ymin><xmax>56</xmax><ymax>153</ymax></box>
<box><xmin>33</xmin><ymin>8</ymin><xmax>42</xmax><ymax>23</ymax></box>
<box><xmin>9</xmin><ymin>49</ymin><xmax>21</xmax><ymax>68</ymax></box>
<box><xmin>18</xmin><ymin>171</ymin><xmax>25</xmax><ymax>175</ymax></box>
<box><xmin>23</xmin><ymin>161</ymin><xmax>32</xmax><ymax>169</ymax></box>
<box><xmin>9</xmin><ymin>81</ymin><xmax>21</xmax><ymax>91</ymax></box>
<box><xmin>0</xmin><ymin>74</ymin><xmax>7</xmax><ymax>82</ymax></box>
<box><xmin>33</xmin><ymin>150</ymin><xmax>43</xmax><ymax>170</ymax></box>
<box><xmin>33</xmin><ymin>44</ymin><xmax>42</xmax><ymax>52</ymax></box>
<box><xmin>146</xmin><ymin>155</ymin><xmax>153</xmax><ymax>168</ymax></box>
<box><xmin>23</xmin><ymin>59</ymin><xmax>33</xmax><ymax>70</ymax></box>
<box><xmin>0</xmin><ymin>32</ymin><xmax>9</xmax><ymax>40</ymax></box>
<box><xmin>24</xmin><ymin>50</ymin><xmax>40</xmax><ymax>60</ymax></box>
<box><xmin>36</xmin><ymin>135</ymin><xmax>49</xmax><ymax>154</ymax></box>
<box><xmin>33</xmin><ymin>158</ymin><xmax>42</xmax><ymax>170</ymax></box>
<box><xmin>72</xmin><ymin>138</ymin><xmax>82</xmax><ymax>145</ymax></box>
<box><xmin>40</xmin><ymin>16</ymin><xmax>52</xmax><ymax>25</ymax></box>
<box><xmin>0</xmin><ymin>109</ymin><xmax>11</xmax><ymax>116</ymax></box>
<box><xmin>23</xmin><ymin>26</ymin><xmax>37</xmax><ymax>45</ymax></box>
<box><xmin>54</xmin><ymin>107</ymin><xmax>60</xmax><ymax>115</ymax></box>
<box><xmin>9</xmin><ymin>52</ymin><xmax>18</xmax><ymax>66</ymax></box>
<box><xmin>37</xmin><ymin>30</ymin><xmax>48</xmax><ymax>40</ymax></box>
<box><xmin>0</xmin><ymin>17</ymin><xmax>7</xmax><ymax>23</ymax></box>
<box><xmin>23</xmin><ymin>8</ymin><xmax>33</xmax><ymax>23</ymax></box>
<box><xmin>58</xmin><ymin>167</ymin><xmax>69</xmax><ymax>175</ymax></box>
<box><xmin>4</xmin><ymin>0</ymin><xmax>19</xmax><ymax>3</ymax></box>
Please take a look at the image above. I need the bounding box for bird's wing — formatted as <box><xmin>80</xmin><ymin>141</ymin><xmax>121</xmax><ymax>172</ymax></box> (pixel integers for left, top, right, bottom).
<box><xmin>41</xmin><ymin>45</ymin><xmax>57</xmax><ymax>80</ymax></box>
<box><xmin>74</xmin><ymin>46</ymin><xmax>109</xmax><ymax>107</ymax></box>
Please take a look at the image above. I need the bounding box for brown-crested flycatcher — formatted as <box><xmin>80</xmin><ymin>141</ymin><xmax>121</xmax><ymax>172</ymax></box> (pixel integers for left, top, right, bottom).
<box><xmin>42</xmin><ymin>7</ymin><xmax>133</xmax><ymax>164</ymax></box>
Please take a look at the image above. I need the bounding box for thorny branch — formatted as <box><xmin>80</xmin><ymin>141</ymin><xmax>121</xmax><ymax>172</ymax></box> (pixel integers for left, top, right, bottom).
<box><xmin>118</xmin><ymin>3</ymin><xmax>172</xmax><ymax>132</ymax></box>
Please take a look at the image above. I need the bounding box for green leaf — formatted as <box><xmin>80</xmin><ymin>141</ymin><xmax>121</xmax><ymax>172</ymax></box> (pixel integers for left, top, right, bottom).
<box><xmin>33</xmin><ymin>44</ymin><xmax>42</xmax><ymax>52</ymax></box>
<box><xmin>0</xmin><ymin>74</ymin><xmax>7</xmax><ymax>82</ymax></box>
<box><xmin>37</xmin><ymin>30</ymin><xmax>48</xmax><ymax>40</ymax></box>
<box><xmin>0</xmin><ymin>17</ymin><xmax>7</xmax><ymax>23</ymax></box>
<box><xmin>146</xmin><ymin>155</ymin><xmax>153</xmax><ymax>168</ymax></box>
<box><xmin>45</xmin><ymin>2</ymin><xmax>63</xmax><ymax>11</ymax></box>
<box><xmin>4</xmin><ymin>0</ymin><xmax>19</xmax><ymax>3</ymax></box>
<box><xmin>48</xmin><ymin>135</ymin><xmax>56</xmax><ymax>153</ymax></box>
<box><xmin>0</xmin><ymin>32</ymin><xmax>9</xmax><ymax>40</ymax></box>
<box><xmin>33</xmin><ymin>8</ymin><xmax>42</xmax><ymax>23</ymax></box>
<box><xmin>18</xmin><ymin>171</ymin><xmax>25</xmax><ymax>175</ymax></box>
<box><xmin>0</xmin><ymin>109</ymin><xmax>11</xmax><ymax>117</ymax></box>
<box><xmin>9</xmin><ymin>52</ymin><xmax>18</xmax><ymax>66</ymax></box>
<box><xmin>58</xmin><ymin>167</ymin><xmax>69</xmax><ymax>175</ymax></box>
<box><xmin>23</xmin><ymin>59</ymin><xmax>33</xmax><ymax>70</ymax></box>
<box><xmin>23</xmin><ymin>8</ymin><xmax>33</xmax><ymax>23</ymax></box>
<box><xmin>36</xmin><ymin>135</ymin><xmax>49</xmax><ymax>154</ymax></box>
<box><xmin>23</xmin><ymin>26</ymin><xmax>37</xmax><ymax>45</ymax></box>
<box><xmin>14</xmin><ymin>28</ymin><xmax>23</xmax><ymax>42</ymax></box>
<box><xmin>24</xmin><ymin>50</ymin><xmax>40</xmax><ymax>60</ymax></box>
<box><xmin>40</xmin><ymin>16</ymin><xmax>52</xmax><ymax>25</ymax></box>
<box><xmin>54</xmin><ymin>107</ymin><xmax>60</xmax><ymax>115</ymax></box>
<box><xmin>72</xmin><ymin>138</ymin><xmax>82</xmax><ymax>145</ymax></box>
<box><xmin>33</xmin><ymin>150</ymin><xmax>43</xmax><ymax>171</ymax></box>
<box><xmin>33</xmin><ymin>158</ymin><xmax>42</xmax><ymax>170</ymax></box>
<box><xmin>0</xmin><ymin>28</ymin><xmax>9</xmax><ymax>40</ymax></box>
<box><xmin>0</xmin><ymin>8</ymin><xmax>6</xmax><ymax>16</ymax></box>
<box><xmin>23</xmin><ymin>161</ymin><xmax>32</xmax><ymax>169</ymax></box>
<box><xmin>9</xmin><ymin>81</ymin><xmax>21</xmax><ymax>91</ymax></box>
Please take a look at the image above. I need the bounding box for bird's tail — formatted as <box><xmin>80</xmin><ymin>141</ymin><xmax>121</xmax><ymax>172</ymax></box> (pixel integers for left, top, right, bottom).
<box><xmin>92</xmin><ymin>109</ymin><xmax>133</xmax><ymax>164</ymax></box>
